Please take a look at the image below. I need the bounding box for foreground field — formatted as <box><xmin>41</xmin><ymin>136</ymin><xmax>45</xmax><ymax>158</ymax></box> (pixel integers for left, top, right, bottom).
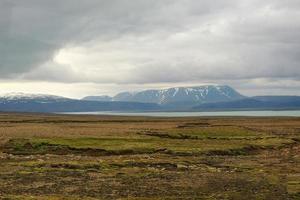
<box><xmin>0</xmin><ymin>113</ymin><xmax>299</xmax><ymax>199</ymax></box>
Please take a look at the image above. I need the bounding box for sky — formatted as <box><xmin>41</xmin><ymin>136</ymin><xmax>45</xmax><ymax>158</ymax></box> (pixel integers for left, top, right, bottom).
<box><xmin>0</xmin><ymin>0</ymin><xmax>299</xmax><ymax>98</ymax></box>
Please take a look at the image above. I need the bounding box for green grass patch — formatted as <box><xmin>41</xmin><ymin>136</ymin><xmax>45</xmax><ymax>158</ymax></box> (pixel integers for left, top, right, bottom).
<box><xmin>4</xmin><ymin>136</ymin><xmax>294</xmax><ymax>156</ymax></box>
<box><xmin>168</xmin><ymin>126</ymin><xmax>266</xmax><ymax>139</ymax></box>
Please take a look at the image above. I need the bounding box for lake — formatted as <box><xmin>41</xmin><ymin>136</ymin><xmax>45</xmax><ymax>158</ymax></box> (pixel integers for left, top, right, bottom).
<box><xmin>62</xmin><ymin>110</ymin><xmax>300</xmax><ymax>117</ymax></box>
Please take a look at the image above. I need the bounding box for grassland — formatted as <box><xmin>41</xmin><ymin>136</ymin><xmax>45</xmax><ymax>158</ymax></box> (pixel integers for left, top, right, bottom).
<box><xmin>0</xmin><ymin>113</ymin><xmax>299</xmax><ymax>199</ymax></box>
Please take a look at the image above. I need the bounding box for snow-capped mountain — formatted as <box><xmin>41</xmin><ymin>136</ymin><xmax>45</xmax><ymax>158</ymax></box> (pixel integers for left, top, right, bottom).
<box><xmin>0</xmin><ymin>92</ymin><xmax>70</xmax><ymax>103</ymax></box>
<box><xmin>113</xmin><ymin>85</ymin><xmax>245</xmax><ymax>104</ymax></box>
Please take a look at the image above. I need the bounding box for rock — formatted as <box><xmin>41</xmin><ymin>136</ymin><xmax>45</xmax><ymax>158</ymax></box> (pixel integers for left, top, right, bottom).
<box><xmin>177</xmin><ymin>164</ymin><xmax>188</xmax><ymax>170</ymax></box>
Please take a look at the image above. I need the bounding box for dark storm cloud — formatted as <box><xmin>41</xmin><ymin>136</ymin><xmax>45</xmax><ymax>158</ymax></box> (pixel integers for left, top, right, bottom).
<box><xmin>0</xmin><ymin>0</ymin><xmax>300</xmax><ymax>88</ymax></box>
<box><xmin>0</xmin><ymin>0</ymin><xmax>177</xmax><ymax>75</ymax></box>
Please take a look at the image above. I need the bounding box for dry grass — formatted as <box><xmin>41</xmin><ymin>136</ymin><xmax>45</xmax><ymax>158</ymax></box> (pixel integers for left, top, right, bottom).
<box><xmin>0</xmin><ymin>113</ymin><xmax>299</xmax><ymax>199</ymax></box>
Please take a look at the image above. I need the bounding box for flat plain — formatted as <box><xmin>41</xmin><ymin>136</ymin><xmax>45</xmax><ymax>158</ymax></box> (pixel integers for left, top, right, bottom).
<box><xmin>0</xmin><ymin>113</ymin><xmax>299</xmax><ymax>199</ymax></box>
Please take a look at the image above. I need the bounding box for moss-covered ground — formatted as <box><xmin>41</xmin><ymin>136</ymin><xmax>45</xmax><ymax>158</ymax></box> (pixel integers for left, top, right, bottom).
<box><xmin>0</xmin><ymin>113</ymin><xmax>299</xmax><ymax>199</ymax></box>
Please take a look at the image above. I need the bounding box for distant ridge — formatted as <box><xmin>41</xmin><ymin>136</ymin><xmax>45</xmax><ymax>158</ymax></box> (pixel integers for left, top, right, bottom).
<box><xmin>193</xmin><ymin>96</ymin><xmax>300</xmax><ymax>111</ymax></box>
<box><xmin>0</xmin><ymin>93</ymin><xmax>160</xmax><ymax>113</ymax></box>
<box><xmin>82</xmin><ymin>95</ymin><xmax>112</xmax><ymax>102</ymax></box>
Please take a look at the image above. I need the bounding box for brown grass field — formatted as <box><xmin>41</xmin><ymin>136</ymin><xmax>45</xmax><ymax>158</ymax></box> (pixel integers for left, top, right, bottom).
<box><xmin>0</xmin><ymin>113</ymin><xmax>299</xmax><ymax>199</ymax></box>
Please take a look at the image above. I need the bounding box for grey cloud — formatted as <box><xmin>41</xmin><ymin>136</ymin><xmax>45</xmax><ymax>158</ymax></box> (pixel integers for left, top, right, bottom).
<box><xmin>0</xmin><ymin>0</ymin><xmax>299</xmax><ymax>94</ymax></box>
<box><xmin>0</xmin><ymin>0</ymin><xmax>184</xmax><ymax>75</ymax></box>
<box><xmin>19</xmin><ymin>62</ymin><xmax>86</xmax><ymax>83</ymax></box>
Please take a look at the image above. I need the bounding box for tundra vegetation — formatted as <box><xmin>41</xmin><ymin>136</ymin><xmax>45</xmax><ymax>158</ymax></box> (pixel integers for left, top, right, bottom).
<box><xmin>0</xmin><ymin>113</ymin><xmax>299</xmax><ymax>199</ymax></box>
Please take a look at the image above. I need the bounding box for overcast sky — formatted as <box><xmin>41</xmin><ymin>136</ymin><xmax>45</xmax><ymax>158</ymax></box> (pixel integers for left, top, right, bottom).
<box><xmin>0</xmin><ymin>0</ymin><xmax>299</xmax><ymax>98</ymax></box>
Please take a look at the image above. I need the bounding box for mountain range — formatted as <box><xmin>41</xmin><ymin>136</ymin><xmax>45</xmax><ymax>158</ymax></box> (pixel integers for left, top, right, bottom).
<box><xmin>0</xmin><ymin>92</ymin><xmax>159</xmax><ymax>113</ymax></box>
<box><xmin>193</xmin><ymin>96</ymin><xmax>300</xmax><ymax>111</ymax></box>
<box><xmin>0</xmin><ymin>86</ymin><xmax>300</xmax><ymax>113</ymax></box>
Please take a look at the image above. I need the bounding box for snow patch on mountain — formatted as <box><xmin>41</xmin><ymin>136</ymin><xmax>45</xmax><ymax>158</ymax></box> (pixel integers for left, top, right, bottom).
<box><xmin>0</xmin><ymin>92</ymin><xmax>70</xmax><ymax>103</ymax></box>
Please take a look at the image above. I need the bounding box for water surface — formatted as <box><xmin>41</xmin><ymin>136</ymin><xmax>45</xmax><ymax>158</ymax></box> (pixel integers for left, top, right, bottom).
<box><xmin>62</xmin><ymin>110</ymin><xmax>300</xmax><ymax>117</ymax></box>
